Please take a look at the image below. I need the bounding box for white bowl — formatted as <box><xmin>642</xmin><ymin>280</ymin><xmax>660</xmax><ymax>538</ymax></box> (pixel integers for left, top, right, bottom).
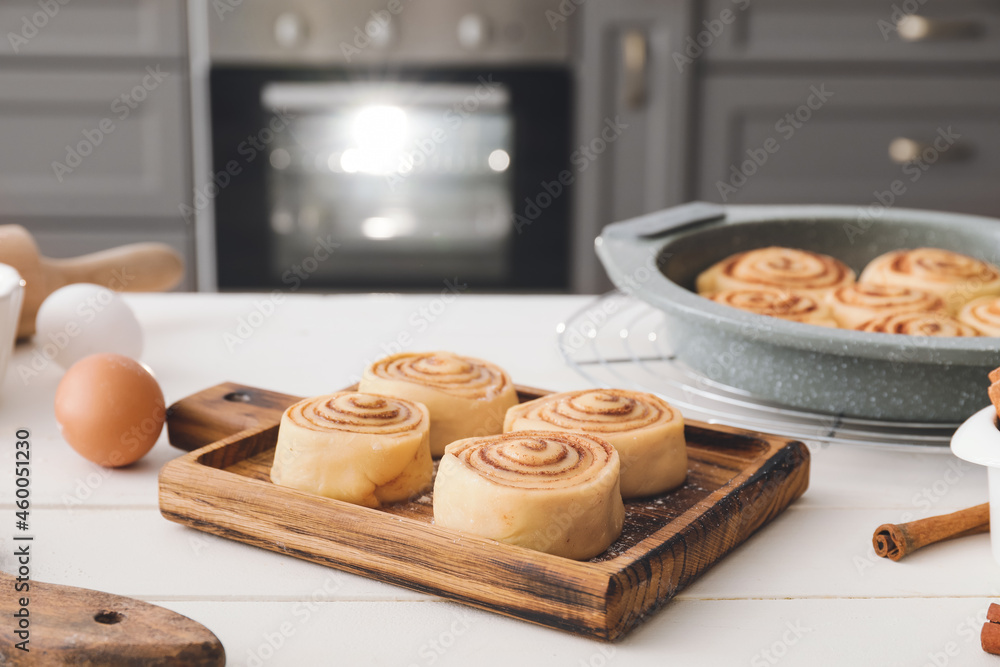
<box><xmin>0</xmin><ymin>264</ymin><xmax>23</xmax><ymax>383</ymax></box>
<box><xmin>951</xmin><ymin>405</ymin><xmax>1000</xmax><ymax>563</ymax></box>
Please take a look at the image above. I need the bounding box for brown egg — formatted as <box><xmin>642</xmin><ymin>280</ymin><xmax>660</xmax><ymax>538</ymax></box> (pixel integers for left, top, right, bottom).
<box><xmin>54</xmin><ymin>353</ymin><xmax>165</xmax><ymax>467</ymax></box>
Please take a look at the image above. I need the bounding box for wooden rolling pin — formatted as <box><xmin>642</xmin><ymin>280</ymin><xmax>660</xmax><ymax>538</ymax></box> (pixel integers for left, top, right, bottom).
<box><xmin>0</xmin><ymin>570</ymin><xmax>224</xmax><ymax>665</ymax></box>
<box><xmin>0</xmin><ymin>225</ymin><xmax>184</xmax><ymax>338</ymax></box>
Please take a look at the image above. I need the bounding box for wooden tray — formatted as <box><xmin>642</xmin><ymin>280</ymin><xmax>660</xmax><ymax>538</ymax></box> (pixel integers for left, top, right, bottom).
<box><xmin>159</xmin><ymin>383</ymin><xmax>810</xmax><ymax>641</ymax></box>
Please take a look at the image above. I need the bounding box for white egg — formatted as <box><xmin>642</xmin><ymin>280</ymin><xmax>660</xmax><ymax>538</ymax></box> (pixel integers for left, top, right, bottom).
<box><xmin>35</xmin><ymin>284</ymin><xmax>143</xmax><ymax>369</ymax></box>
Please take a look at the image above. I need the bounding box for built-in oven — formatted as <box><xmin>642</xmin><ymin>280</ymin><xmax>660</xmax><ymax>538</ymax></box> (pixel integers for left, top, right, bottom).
<box><xmin>208</xmin><ymin>0</ymin><xmax>573</xmax><ymax>291</ymax></box>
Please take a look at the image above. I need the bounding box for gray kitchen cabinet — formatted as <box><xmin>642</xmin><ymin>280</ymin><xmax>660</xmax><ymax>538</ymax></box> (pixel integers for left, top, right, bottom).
<box><xmin>573</xmin><ymin>0</ymin><xmax>694</xmax><ymax>294</ymax></box>
<box><xmin>702</xmin><ymin>0</ymin><xmax>1000</xmax><ymax>63</ymax></box>
<box><xmin>0</xmin><ymin>0</ymin><xmax>195</xmax><ymax>289</ymax></box>
<box><xmin>696</xmin><ymin>75</ymin><xmax>1000</xmax><ymax>217</ymax></box>
<box><xmin>0</xmin><ymin>0</ymin><xmax>185</xmax><ymax>58</ymax></box>
<box><xmin>0</xmin><ymin>66</ymin><xmax>188</xmax><ymax>219</ymax></box>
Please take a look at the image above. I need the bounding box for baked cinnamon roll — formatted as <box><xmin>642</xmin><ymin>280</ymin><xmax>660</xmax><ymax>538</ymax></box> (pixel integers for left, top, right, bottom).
<box><xmin>433</xmin><ymin>431</ymin><xmax>624</xmax><ymax>560</ymax></box>
<box><xmin>504</xmin><ymin>389</ymin><xmax>686</xmax><ymax>498</ymax></box>
<box><xmin>270</xmin><ymin>392</ymin><xmax>432</xmax><ymax>507</ymax></box>
<box><xmin>359</xmin><ymin>352</ymin><xmax>519</xmax><ymax>457</ymax></box>
<box><xmin>826</xmin><ymin>283</ymin><xmax>945</xmax><ymax>330</ymax></box>
<box><xmin>710</xmin><ymin>287</ymin><xmax>837</xmax><ymax>327</ymax></box>
<box><xmin>858</xmin><ymin>248</ymin><xmax>1000</xmax><ymax>313</ymax></box>
<box><xmin>958</xmin><ymin>296</ymin><xmax>1000</xmax><ymax>337</ymax></box>
<box><xmin>696</xmin><ymin>246</ymin><xmax>855</xmax><ymax>300</ymax></box>
<box><xmin>856</xmin><ymin>311</ymin><xmax>981</xmax><ymax>337</ymax></box>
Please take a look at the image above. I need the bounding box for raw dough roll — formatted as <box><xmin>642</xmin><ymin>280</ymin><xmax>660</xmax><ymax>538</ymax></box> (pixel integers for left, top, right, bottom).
<box><xmin>503</xmin><ymin>389</ymin><xmax>686</xmax><ymax>498</ymax></box>
<box><xmin>958</xmin><ymin>296</ymin><xmax>1000</xmax><ymax>336</ymax></box>
<box><xmin>696</xmin><ymin>246</ymin><xmax>855</xmax><ymax>300</ymax></box>
<box><xmin>825</xmin><ymin>283</ymin><xmax>945</xmax><ymax>329</ymax></box>
<box><xmin>858</xmin><ymin>248</ymin><xmax>1000</xmax><ymax>313</ymax></box>
<box><xmin>710</xmin><ymin>287</ymin><xmax>837</xmax><ymax>327</ymax></box>
<box><xmin>856</xmin><ymin>311</ymin><xmax>981</xmax><ymax>337</ymax></box>
<box><xmin>359</xmin><ymin>351</ymin><xmax>519</xmax><ymax>457</ymax></box>
<box><xmin>270</xmin><ymin>392</ymin><xmax>432</xmax><ymax>508</ymax></box>
<box><xmin>433</xmin><ymin>431</ymin><xmax>624</xmax><ymax>560</ymax></box>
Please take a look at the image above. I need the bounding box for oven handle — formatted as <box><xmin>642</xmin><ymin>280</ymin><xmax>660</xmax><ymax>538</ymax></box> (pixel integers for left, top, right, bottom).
<box><xmin>261</xmin><ymin>82</ymin><xmax>510</xmax><ymax>111</ymax></box>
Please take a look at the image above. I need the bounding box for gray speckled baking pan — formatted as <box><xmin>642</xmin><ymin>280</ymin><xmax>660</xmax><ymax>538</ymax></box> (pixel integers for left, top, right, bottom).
<box><xmin>595</xmin><ymin>202</ymin><xmax>1000</xmax><ymax>423</ymax></box>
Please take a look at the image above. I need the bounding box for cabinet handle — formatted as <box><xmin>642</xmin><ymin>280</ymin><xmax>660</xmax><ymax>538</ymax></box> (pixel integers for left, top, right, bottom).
<box><xmin>896</xmin><ymin>15</ymin><xmax>982</xmax><ymax>41</ymax></box>
<box><xmin>622</xmin><ymin>30</ymin><xmax>647</xmax><ymax>110</ymax></box>
<box><xmin>888</xmin><ymin>137</ymin><xmax>970</xmax><ymax>164</ymax></box>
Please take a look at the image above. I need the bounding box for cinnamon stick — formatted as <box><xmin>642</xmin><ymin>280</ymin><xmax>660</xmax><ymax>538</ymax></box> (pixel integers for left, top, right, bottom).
<box><xmin>873</xmin><ymin>503</ymin><xmax>990</xmax><ymax>561</ymax></box>
<box><xmin>982</xmin><ymin>603</ymin><xmax>1000</xmax><ymax>655</ymax></box>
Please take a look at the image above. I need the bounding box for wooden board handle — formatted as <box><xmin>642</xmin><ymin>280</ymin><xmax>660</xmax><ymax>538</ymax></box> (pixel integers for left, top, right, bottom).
<box><xmin>43</xmin><ymin>242</ymin><xmax>184</xmax><ymax>293</ymax></box>
<box><xmin>0</xmin><ymin>571</ymin><xmax>224</xmax><ymax>665</ymax></box>
<box><xmin>166</xmin><ymin>382</ymin><xmax>301</xmax><ymax>452</ymax></box>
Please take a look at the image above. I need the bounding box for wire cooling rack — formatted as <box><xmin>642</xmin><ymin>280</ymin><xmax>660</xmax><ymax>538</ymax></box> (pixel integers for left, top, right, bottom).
<box><xmin>557</xmin><ymin>292</ymin><xmax>957</xmax><ymax>451</ymax></box>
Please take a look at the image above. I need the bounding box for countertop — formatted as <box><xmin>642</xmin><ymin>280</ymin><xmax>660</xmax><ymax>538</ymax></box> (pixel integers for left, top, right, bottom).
<box><xmin>2</xmin><ymin>292</ymin><xmax>999</xmax><ymax>666</ymax></box>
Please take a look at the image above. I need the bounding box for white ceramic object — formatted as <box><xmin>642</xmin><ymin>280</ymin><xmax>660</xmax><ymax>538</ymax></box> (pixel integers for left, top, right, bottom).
<box><xmin>950</xmin><ymin>405</ymin><xmax>1000</xmax><ymax>563</ymax></box>
<box><xmin>34</xmin><ymin>283</ymin><xmax>143</xmax><ymax>369</ymax></box>
<box><xmin>0</xmin><ymin>264</ymin><xmax>24</xmax><ymax>383</ymax></box>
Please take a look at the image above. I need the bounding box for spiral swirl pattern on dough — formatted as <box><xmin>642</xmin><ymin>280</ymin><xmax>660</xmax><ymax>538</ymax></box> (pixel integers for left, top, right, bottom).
<box><xmin>360</xmin><ymin>352</ymin><xmax>519</xmax><ymax>457</ymax></box>
<box><xmin>447</xmin><ymin>431</ymin><xmax>617</xmax><ymax>490</ymax></box>
<box><xmin>505</xmin><ymin>389</ymin><xmax>669</xmax><ymax>432</ymax></box>
<box><xmin>826</xmin><ymin>283</ymin><xmax>945</xmax><ymax>329</ymax></box>
<box><xmin>504</xmin><ymin>389</ymin><xmax>687</xmax><ymax>498</ymax></box>
<box><xmin>958</xmin><ymin>296</ymin><xmax>1000</xmax><ymax>337</ymax></box>
<box><xmin>856</xmin><ymin>311</ymin><xmax>981</xmax><ymax>337</ymax></box>
<box><xmin>270</xmin><ymin>391</ymin><xmax>432</xmax><ymax>507</ymax></box>
<box><xmin>286</xmin><ymin>392</ymin><xmax>425</xmax><ymax>435</ymax></box>
<box><xmin>710</xmin><ymin>288</ymin><xmax>835</xmax><ymax>325</ymax></box>
<box><xmin>434</xmin><ymin>430</ymin><xmax>624</xmax><ymax>559</ymax></box>
<box><xmin>365</xmin><ymin>352</ymin><xmax>512</xmax><ymax>400</ymax></box>
<box><xmin>696</xmin><ymin>247</ymin><xmax>855</xmax><ymax>298</ymax></box>
<box><xmin>858</xmin><ymin>248</ymin><xmax>1000</xmax><ymax>312</ymax></box>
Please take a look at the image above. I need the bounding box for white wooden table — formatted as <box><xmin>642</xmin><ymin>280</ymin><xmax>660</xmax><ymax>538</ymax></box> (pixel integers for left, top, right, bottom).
<box><xmin>2</xmin><ymin>293</ymin><xmax>998</xmax><ymax>666</ymax></box>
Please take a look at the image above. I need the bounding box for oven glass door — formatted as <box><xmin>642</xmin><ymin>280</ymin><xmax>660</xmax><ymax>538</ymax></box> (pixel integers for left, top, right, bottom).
<box><xmin>211</xmin><ymin>68</ymin><xmax>571</xmax><ymax>291</ymax></box>
<box><xmin>265</xmin><ymin>82</ymin><xmax>512</xmax><ymax>284</ymax></box>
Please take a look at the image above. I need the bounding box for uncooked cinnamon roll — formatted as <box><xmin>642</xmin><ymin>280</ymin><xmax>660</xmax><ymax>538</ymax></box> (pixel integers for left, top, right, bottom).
<box><xmin>856</xmin><ymin>311</ymin><xmax>981</xmax><ymax>337</ymax></box>
<box><xmin>826</xmin><ymin>283</ymin><xmax>945</xmax><ymax>329</ymax></box>
<box><xmin>958</xmin><ymin>296</ymin><xmax>1000</xmax><ymax>336</ymax></box>
<box><xmin>503</xmin><ymin>389</ymin><xmax>686</xmax><ymax>498</ymax></box>
<box><xmin>696</xmin><ymin>247</ymin><xmax>855</xmax><ymax>300</ymax></box>
<box><xmin>858</xmin><ymin>248</ymin><xmax>1000</xmax><ymax>313</ymax></box>
<box><xmin>359</xmin><ymin>351</ymin><xmax>519</xmax><ymax>457</ymax></box>
<box><xmin>710</xmin><ymin>288</ymin><xmax>837</xmax><ymax>327</ymax></box>
<box><xmin>270</xmin><ymin>392</ymin><xmax>432</xmax><ymax>507</ymax></box>
<box><xmin>433</xmin><ymin>431</ymin><xmax>624</xmax><ymax>560</ymax></box>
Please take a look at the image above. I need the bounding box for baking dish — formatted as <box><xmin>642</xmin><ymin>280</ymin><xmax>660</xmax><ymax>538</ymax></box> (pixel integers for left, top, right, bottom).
<box><xmin>595</xmin><ymin>202</ymin><xmax>1000</xmax><ymax>422</ymax></box>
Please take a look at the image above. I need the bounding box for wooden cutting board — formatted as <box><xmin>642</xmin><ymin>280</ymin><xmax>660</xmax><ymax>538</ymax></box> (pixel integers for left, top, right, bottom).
<box><xmin>159</xmin><ymin>383</ymin><xmax>810</xmax><ymax>641</ymax></box>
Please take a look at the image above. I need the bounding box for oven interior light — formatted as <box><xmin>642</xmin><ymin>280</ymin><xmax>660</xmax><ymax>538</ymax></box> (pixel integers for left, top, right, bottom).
<box><xmin>340</xmin><ymin>105</ymin><xmax>409</xmax><ymax>175</ymax></box>
<box><xmin>487</xmin><ymin>149</ymin><xmax>510</xmax><ymax>172</ymax></box>
<box><xmin>338</xmin><ymin>148</ymin><xmax>360</xmax><ymax>173</ymax></box>
<box><xmin>362</xmin><ymin>216</ymin><xmax>413</xmax><ymax>240</ymax></box>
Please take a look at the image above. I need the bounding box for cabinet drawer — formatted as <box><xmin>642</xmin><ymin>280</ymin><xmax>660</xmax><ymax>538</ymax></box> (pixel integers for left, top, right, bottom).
<box><xmin>700</xmin><ymin>0</ymin><xmax>1000</xmax><ymax>62</ymax></box>
<box><xmin>0</xmin><ymin>66</ymin><xmax>189</xmax><ymax>219</ymax></box>
<box><xmin>696</xmin><ymin>76</ymin><xmax>1000</xmax><ymax>218</ymax></box>
<box><xmin>0</xmin><ymin>0</ymin><xmax>185</xmax><ymax>59</ymax></box>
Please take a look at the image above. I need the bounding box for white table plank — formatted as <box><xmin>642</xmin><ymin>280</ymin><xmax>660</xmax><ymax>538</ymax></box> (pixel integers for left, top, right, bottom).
<box><xmin>158</xmin><ymin>598</ymin><xmax>1000</xmax><ymax>667</ymax></box>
